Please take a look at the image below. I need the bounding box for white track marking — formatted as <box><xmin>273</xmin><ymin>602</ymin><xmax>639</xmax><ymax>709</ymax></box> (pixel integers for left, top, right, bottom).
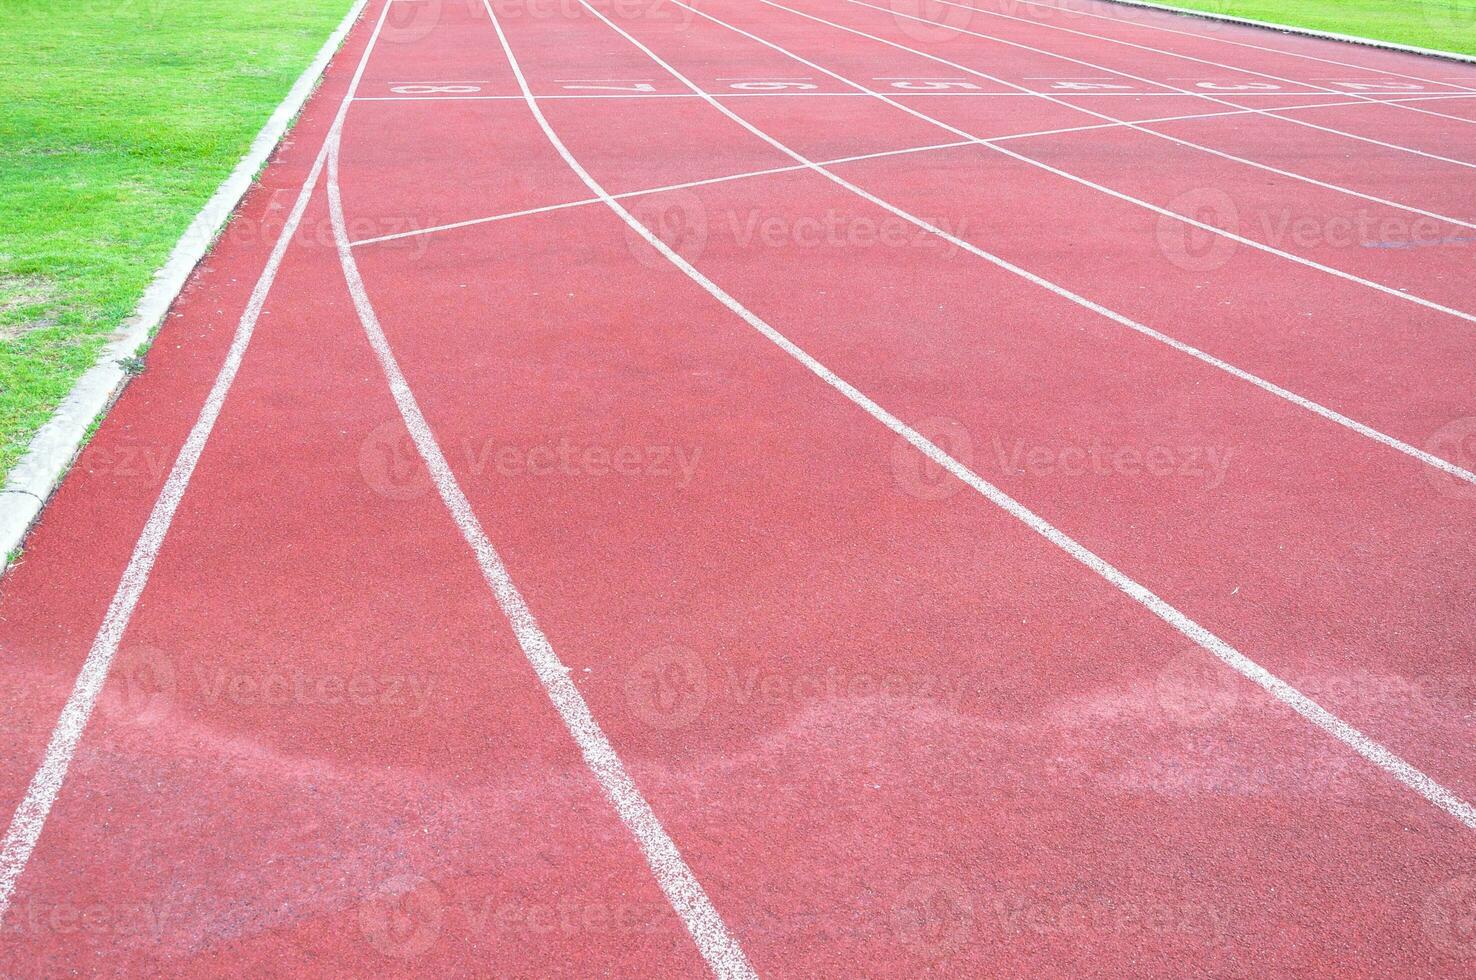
<box><xmin>928</xmin><ymin>0</ymin><xmax>1476</xmax><ymax>126</ymax></box>
<box><xmin>744</xmin><ymin>0</ymin><xmax>1476</xmax><ymax>320</ymax></box>
<box><xmin>489</xmin><ymin>0</ymin><xmax>1476</xmax><ymax>833</ymax></box>
<box><xmin>354</xmin><ymin>139</ymin><xmax>973</xmax><ymax>246</ymax></box>
<box><xmin>830</xmin><ymin>0</ymin><xmax>1476</xmax><ymax>226</ymax></box>
<box><xmin>0</xmin><ymin>1</ymin><xmax>395</xmax><ymax>921</ymax></box>
<box><xmin>326</xmin><ymin>139</ymin><xmax>754</xmax><ymax>980</ymax></box>
<box><xmin>1015</xmin><ymin>0</ymin><xmax>1476</xmax><ymax>89</ymax></box>
<box><xmin>610</xmin><ymin>2</ymin><xmax>1476</xmax><ymax>481</ymax></box>
<box><xmin>352</xmin><ymin>89</ymin><xmax>1391</xmax><ymax>98</ymax></box>
<box><xmin>367</xmin><ymin>12</ymin><xmax>757</xmax><ymax>978</ymax></box>
<box><xmin>829</xmin><ymin>0</ymin><xmax>1476</xmax><ymax>171</ymax></box>
<box><xmin>352</xmin><ymin>91</ymin><xmax>1474</xmax><ymax>248</ymax></box>
<box><xmin>0</xmin><ymin>0</ymin><xmax>370</xmax><ymax>569</ymax></box>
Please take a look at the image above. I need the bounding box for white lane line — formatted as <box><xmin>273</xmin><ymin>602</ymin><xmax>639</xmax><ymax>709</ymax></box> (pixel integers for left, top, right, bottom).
<box><xmin>1011</xmin><ymin>0</ymin><xmax>1476</xmax><ymax>91</ymax></box>
<box><xmin>831</xmin><ymin>0</ymin><xmax>1476</xmax><ymax>227</ymax></box>
<box><xmin>748</xmin><ymin>0</ymin><xmax>1476</xmax><ymax>320</ymax></box>
<box><xmin>354</xmin><ymin>139</ymin><xmax>970</xmax><ymax>246</ymax></box>
<box><xmin>619</xmin><ymin>3</ymin><xmax>1476</xmax><ymax>481</ymax></box>
<box><xmin>351</xmin><ymin>91</ymin><xmax>1473</xmax><ymax>248</ymax></box>
<box><xmin>0</xmin><ymin>0</ymin><xmax>394</xmax><ymax>921</ymax></box>
<box><xmin>930</xmin><ymin>0</ymin><xmax>1476</xmax><ymax>126</ymax></box>
<box><xmin>504</xmin><ymin>0</ymin><xmax>1476</xmax><ymax>835</ymax></box>
<box><xmin>834</xmin><ymin>0</ymin><xmax>1476</xmax><ymax>170</ymax></box>
<box><xmin>325</xmin><ymin>124</ymin><xmax>755</xmax><ymax>980</ymax></box>
<box><xmin>352</xmin><ymin>90</ymin><xmax>1467</xmax><ymax>99</ymax></box>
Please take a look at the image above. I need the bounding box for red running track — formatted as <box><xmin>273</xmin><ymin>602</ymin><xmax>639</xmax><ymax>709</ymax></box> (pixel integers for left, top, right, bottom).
<box><xmin>2</xmin><ymin>0</ymin><xmax>1475</xmax><ymax>975</ymax></box>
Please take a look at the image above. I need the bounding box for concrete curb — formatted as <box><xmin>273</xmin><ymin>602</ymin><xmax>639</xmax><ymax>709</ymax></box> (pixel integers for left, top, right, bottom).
<box><xmin>0</xmin><ymin>0</ymin><xmax>369</xmax><ymax>573</ymax></box>
<box><xmin>1090</xmin><ymin>0</ymin><xmax>1476</xmax><ymax>65</ymax></box>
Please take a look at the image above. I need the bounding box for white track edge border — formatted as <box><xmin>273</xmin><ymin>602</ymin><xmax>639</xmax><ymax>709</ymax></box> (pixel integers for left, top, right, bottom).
<box><xmin>1090</xmin><ymin>0</ymin><xmax>1476</xmax><ymax>65</ymax></box>
<box><xmin>0</xmin><ymin>0</ymin><xmax>370</xmax><ymax>573</ymax></box>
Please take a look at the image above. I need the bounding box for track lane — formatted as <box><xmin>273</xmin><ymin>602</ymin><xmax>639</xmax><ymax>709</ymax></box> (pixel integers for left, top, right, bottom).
<box><xmin>1030</xmin><ymin>0</ymin><xmax>1476</xmax><ymax>87</ymax></box>
<box><xmin>0</xmin><ymin>197</ymin><xmax>716</xmax><ymax>976</ymax></box>
<box><xmin>0</xmin><ymin>3</ymin><xmax>728</xmax><ymax>974</ymax></box>
<box><xmin>753</xmin><ymin>0</ymin><xmax>1476</xmax><ymax>225</ymax></box>
<box><xmin>600</xmin><ymin>0</ymin><xmax>1476</xmax><ymax>476</ymax></box>
<box><xmin>920</xmin><ymin>0</ymin><xmax>1476</xmax><ymax>131</ymax></box>
<box><xmin>343</xmin><ymin>11</ymin><xmax>1476</xmax><ymax>967</ymax></box>
<box><xmin>525</xmin><ymin>0</ymin><xmax>1476</xmax><ymax>804</ymax></box>
<box><xmin>773</xmin><ymin>0</ymin><xmax>1476</xmax><ymax>178</ymax></box>
<box><xmin>2</xmin><ymin>0</ymin><xmax>1475</xmax><ymax>974</ymax></box>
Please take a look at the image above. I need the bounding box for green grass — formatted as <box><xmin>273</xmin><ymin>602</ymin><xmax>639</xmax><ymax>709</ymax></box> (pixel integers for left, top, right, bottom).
<box><xmin>1142</xmin><ymin>0</ymin><xmax>1476</xmax><ymax>55</ymax></box>
<box><xmin>0</xmin><ymin>0</ymin><xmax>353</xmax><ymax>484</ymax></box>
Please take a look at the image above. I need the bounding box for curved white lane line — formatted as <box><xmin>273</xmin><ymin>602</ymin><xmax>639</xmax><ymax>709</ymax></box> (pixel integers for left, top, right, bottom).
<box><xmin>738</xmin><ymin>0</ymin><xmax>1476</xmax><ymax>323</ymax></box>
<box><xmin>483</xmin><ymin>0</ymin><xmax>1476</xmax><ymax>834</ymax></box>
<box><xmin>352</xmin><ymin>91</ymin><xmax>1472</xmax><ymax>249</ymax></box>
<box><xmin>326</xmin><ymin>75</ymin><xmax>758</xmax><ymax>980</ymax></box>
<box><xmin>1006</xmin><ymin>0</ymin><xmax>1476</xmax><ymax>89</ymax></box>
<box><xmin>636</xmin><ymin>0</ymin><xmax>1476</xmax><ymax>488</ymax></box>
<box><xmin>0</xmin><ymin>0</ymin><xmax>394</xmax><ymax>921</ymax></box>
<box><xmin>811</xmin><ymin>0</ymin><xmax>1476</xmax><ymax>232</ymax></box>
<box><xmin>925</xmin><ymin>0</ymin><xmax>1476</xmax><ymax>126</ymax></box>
<box><xmin>825</xmin><ymin>0</ymin><xmax>1476</xmax><ymax>170</ymax></box>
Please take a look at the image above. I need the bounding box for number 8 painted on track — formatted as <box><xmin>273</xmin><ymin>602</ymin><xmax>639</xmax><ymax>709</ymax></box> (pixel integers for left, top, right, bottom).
<box><xmin>390</xmin><ymin>84</ymin><xmax>482</xmax><ymax>94</ymax></box>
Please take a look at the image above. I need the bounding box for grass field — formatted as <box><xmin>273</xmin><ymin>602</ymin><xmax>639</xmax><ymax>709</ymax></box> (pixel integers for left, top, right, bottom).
<box><xmin>1138</xmin><ymin>0</ymin><xmax>1476</xmax><ymax>55</ymax></box>
<box><xmin>0</xmin><ymin>0</ymin><xmax>353</xmax><ymax>485</ymax></box>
